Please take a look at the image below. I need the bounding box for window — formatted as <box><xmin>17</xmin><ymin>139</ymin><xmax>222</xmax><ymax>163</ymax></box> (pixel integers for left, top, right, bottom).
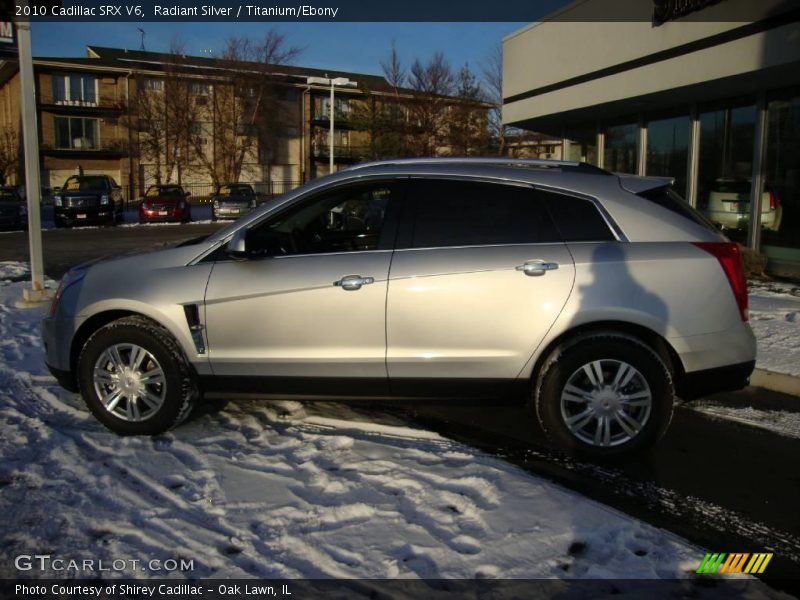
<box><xmin>246</xmin><ymin>183</ymin><xmax>398</xmax><ymax>257</ymax></box>
<box><xmin>538</xmin><ymin>191</ymin><xmax>616</xmax><ymax>242</ymax></box>
<box><xmin>144</xmin><ymin>78</ymin><xmax>164</xmax><ymax>92</ymax></box>
<box><xmin>54</xmin><ymin>117</ymin><xmax>99</xmax><ymax>149</ymax></box>
<box><xmin>408</xmin><ymin>179</ymin><xmax>559</xmax><ymax>248</ymax></box>
<box><xmin>189</xmin><ymin>82</ymin><xmax>211</xmax><ymax>96</ymax></box>
<box><xmin>53</xmin><ymin>73</ymin><xmax>97</xmax><ymax>105</ymax></box>
<box><xmin>604</xmin><ymin>122</ymin><xmax>638</xmax><ymax>174</ymax></box>
<box><xmin>646</xmin><ymin>115</ymin><xmax>690</xmax><ymax>197</ymax></box>
<box><xmin>637</xmin><ymin>185</ymin><xmax>718</xmax><ymax>233</ymax></box>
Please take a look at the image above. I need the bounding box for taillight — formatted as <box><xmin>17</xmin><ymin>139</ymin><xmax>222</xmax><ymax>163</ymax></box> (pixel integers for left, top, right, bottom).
<box><xmin>769</xmin><ymin>189</ymin><xmax>777</xmax><ymax>211</ymax></box>
<box><xmin>693</xmin><ymin>242</ymin><xmax>748</xmax><ymax>321</ymax></box>
<box><xmin>47</xmin><ymin>280</ymin><xmax>64</xmax><ymax>318</ymax></box>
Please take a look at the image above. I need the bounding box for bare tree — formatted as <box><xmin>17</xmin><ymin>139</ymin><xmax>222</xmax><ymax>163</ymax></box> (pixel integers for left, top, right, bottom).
<box><xmin>0</xmin><ymin>127</ymin><xmax>18</xmax><ymax>185</ymax></box>
<box><xmin>196</xmin><ymin>30</ymin><xmax>303</xmax><ymax>185</ymax></box>
<box><xmin>407</xmin><ymin>51</ymin><xmax>455</xmax><ymax>156</ymax></box>
<box><xmin>449</xmin><ymin>64</ymin><xmax>488</xmax><ymax>156</ymax></box>
<box><xmin>381</xmin><ymin>40</ymin><xmax>406</xmax><ymax>90</ymax></box>
<box><xmin>480</xmin><ymin>43</ymin><xmax>507</xmax><ymax>156</ymax></box>
<box><xmin>128</xmin><ymin>37</ymin><xmax>199</xmax><ymax>185</ymax></box>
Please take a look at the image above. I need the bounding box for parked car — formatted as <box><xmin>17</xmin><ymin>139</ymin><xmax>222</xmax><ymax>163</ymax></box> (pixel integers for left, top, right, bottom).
<box><xmin>42</xmin><ymin>158</ymin><xmax>756</xmax><ymax>458</ymax></box>
<box><xmin>0</xmin><ymin>186</ymin><xmax>27</xmax><ymax>231</ymax></box>
<box><xmin>53</xmin><ymin>175</ymin><xmax>123</xmax><ymax>227</ymax></box>
<box><xmin>212</xmin><ymin>183</ymin><xmax>257</xmax><ymax>221</ymax></box>
<box><xmin>139</xmin><ymin>184</ymin><xmax>192</xmax><ymax>224</ymax></box>
<box><xmin>703</xmin><ymin>178</ymin><xmax>782</xmax><ymax>232</ymax></box>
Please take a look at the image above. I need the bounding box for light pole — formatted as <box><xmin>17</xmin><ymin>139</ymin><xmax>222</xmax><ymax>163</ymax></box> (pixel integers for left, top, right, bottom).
<box><xmin>306</xmin><ymin>76</ymin><xmax>357</xmax><ymax>174</ymax></box>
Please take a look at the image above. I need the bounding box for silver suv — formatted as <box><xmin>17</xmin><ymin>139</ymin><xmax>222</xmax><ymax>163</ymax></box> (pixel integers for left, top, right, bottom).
<box><xmin>42</xmin><ymin>159</ymin><xmax>756</xmax><ymax>457</ymax></box>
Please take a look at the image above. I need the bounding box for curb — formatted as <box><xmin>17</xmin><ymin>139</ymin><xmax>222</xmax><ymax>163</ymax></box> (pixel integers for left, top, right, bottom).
<box><xmin>751</xmin><ymin>368</ymin><xmax>800</xmax><ymax>398</ymax></box>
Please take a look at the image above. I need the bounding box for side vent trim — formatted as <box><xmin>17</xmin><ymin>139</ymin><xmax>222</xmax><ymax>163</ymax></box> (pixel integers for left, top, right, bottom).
<box><xmin>183</xmin><ymin>303</ymin><xmax>206</xmax><ymax>354</ymax></box>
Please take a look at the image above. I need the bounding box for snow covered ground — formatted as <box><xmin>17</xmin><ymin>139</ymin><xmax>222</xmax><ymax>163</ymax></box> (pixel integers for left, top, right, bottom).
<box><xmin>0</xmin><ymin>262</ymin><xmax>795</xmax><ymax>589</ymax></box>
<box><xmin>0</xmin><ymin>269</ymin><xmax>709</xmax><ymax>582</ymax></box>
<box><xmin>748</xmin><ymin>280</ymin><xmax>800</xmax><ymax>378</ymax></box>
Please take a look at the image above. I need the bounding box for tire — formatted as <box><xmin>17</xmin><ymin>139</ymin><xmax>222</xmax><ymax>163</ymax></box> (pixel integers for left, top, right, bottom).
<box><xmin>534</xmin><ymin>332</ymin><xmax>674</xmax><ymax>459</ymax></box>
<box><xmin>77</xmin><ymin>316</ymin><xmax>198</xmax><ymax>435</ymax></box>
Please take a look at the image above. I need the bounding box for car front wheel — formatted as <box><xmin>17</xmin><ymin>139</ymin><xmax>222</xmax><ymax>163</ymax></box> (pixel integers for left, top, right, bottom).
<box><xmin>78</xmin><ymin>316</ymin><xmax>197</xmax><ymax>435</ymax></box>
<box><xmin>534</xmin><ymin>332</ymin><xmax>674</xmax><ymax>458</ymax></box>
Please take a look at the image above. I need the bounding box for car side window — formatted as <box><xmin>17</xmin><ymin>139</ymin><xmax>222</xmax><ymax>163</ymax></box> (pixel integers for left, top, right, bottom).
<box><xmin>537</xmin><ymin>190</ymin><xmax>617</xmax><ymax>242</ymax></box>
<box><xmin>246</xmin><ymin>183</ymin><xmax>399</xmax><ymax>257</ymax></box>
<box><xmin>407</xmin><ymin>179</ymin><xmax>559</xmax><ymax>248</ymax></box>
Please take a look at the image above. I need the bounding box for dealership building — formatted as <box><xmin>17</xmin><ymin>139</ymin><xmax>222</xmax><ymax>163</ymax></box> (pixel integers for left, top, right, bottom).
<box><xmin>503</xmin><ymin>0</ymin><xmax>800</xmax><ymax>278</ymax></box>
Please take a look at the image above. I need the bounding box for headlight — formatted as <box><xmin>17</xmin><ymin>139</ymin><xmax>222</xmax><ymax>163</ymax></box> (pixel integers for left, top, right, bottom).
<box><xmin>47</xmin><ymin>268</ymin><xmax>87</xmax><ymax>318</ymax></box>
<box><xmin>100</xmin><ymin>194</ymin><xmax>109</xmax><ymax>205</ymax></box>
<box><xmin>54</xmin><ymin>195</ymin><xmax>62</xmax><ymax>207</ymax></box>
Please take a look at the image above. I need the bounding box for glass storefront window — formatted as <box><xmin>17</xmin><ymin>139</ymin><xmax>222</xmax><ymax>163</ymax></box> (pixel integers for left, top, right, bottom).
<box><xmin>763</xmin><ymin>93</ymin><xmax>800</xmax><ymax>275</ymax></box>
<box><xmin>604</xmin><ymin>122</ymin><xmax>638</xmax><ymax>174</ymax></box>
<box><xmin>563</xmin><ymin>125</ymin><xmax>597</xmax><ymax>165</ymax></box>
<box><xmin>697</xmin><ymin>104</ymin><xmax>756</xmax><ymax>245</ymax></box>
<box><xmin>646</xmin><ymin>115</ymin><xmax>690</xmax><ymax>197</ymax></box>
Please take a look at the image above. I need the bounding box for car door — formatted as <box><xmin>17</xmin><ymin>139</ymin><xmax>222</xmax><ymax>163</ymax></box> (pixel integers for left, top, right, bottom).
<box><xmin>203</xmin><ymin>180</ymin><xmax>403</xmax><ymax>396</ymax></box>
<box><xmin>386</xmin><ymin>178</ymin><xmax>575</xmax><ymax>396</ymax></box>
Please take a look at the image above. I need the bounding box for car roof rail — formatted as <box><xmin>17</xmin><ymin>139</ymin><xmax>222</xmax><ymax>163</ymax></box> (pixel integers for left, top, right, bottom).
<box><xmin>343</xmin><ymin>157</ymin><xmax>612</xmax><ymax>175</ymax></box>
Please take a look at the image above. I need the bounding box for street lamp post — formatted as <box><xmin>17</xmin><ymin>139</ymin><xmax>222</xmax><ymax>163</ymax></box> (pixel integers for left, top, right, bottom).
<box><xmin>306</xmin><ymin>76</ymin><xmax>357</xmax><ymax>174</ymax></box>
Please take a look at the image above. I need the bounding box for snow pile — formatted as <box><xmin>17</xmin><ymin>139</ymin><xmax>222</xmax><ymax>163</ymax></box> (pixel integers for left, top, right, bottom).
<box><xmin>749</xmin><ymin>280</ymin><xmax>800</xmax><ymax>378</ymax></box>
<box><xmin>0</xmin><ymin>269</ymin><xmax>705</xmax><ymax>580</ymax></box>
<box><xmin>0</xmin><ymin>261</ymin><xmax>30</xmax><ymax>281</ymax></box>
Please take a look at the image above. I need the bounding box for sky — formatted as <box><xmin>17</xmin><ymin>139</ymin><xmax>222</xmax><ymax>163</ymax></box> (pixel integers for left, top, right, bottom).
<box><xmin>30</xmin><ymin>22</ymin><xmax>531</xmax><ymax>78</ymax></box>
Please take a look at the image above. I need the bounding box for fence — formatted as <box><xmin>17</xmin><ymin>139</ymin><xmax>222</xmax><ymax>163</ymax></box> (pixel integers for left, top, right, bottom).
<box><xmin>121</xmin><ymin>181</ymin><xmax>302</xmax><ymax>208</ymax></box>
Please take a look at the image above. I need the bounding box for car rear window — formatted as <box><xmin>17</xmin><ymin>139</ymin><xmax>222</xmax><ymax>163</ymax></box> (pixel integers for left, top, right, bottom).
<box><xmin>408</xmin><ymin>179</ymin><xmax>560</xmax><ymax>248</ymax></box>
<box><xmin>637</xmin><ymin>185</ymin><xmax>719</xmax><ymax>232</ymax></box>
<box><xmin>713</xmin><ymin>180</ymin><xmax>751</xmax><ymax>194</ymax></box>
<box><xmin>538</xmin><ymin>191</ymin><xmax>616</xmax><ymax>242</ymax></box>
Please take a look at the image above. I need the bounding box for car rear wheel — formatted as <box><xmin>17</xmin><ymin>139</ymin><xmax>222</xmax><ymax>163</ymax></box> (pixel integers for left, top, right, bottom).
<box><xmin>78</xmin><ymin>316</ymin><xmax>198</xmax><ymax>435</ymax></box>
<box><xmin>534</xmin><ymin>332</ymin><xmax>674</xmax><ymax>458</ymax></box>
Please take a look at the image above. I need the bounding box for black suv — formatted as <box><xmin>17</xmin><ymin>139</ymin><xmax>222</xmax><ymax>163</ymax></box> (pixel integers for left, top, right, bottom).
<box><xmin>54</xmin><ymin>175</ymin><xmax>123</xmax><ymax>227</ymax></box>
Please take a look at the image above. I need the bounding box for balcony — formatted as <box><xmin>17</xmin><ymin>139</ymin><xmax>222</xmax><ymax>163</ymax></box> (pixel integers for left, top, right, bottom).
<box><xmin>311</xmin><ymin>109</ymin><xmax>354</xmax><ymax>129</ymax></box>
<box><xmin>39</xmin><ymin>93</ymin><xmax>126</xmax><ymax>115</ymax></box>
<box><xmin>311</xmin><ymin>144</ymin><xmax>368</xmax><ymax>163</ymax></box>
<box><xmin>41</xmin><ymin>137</ymin><xmax>128</xmax><ymax>158</ymax></box>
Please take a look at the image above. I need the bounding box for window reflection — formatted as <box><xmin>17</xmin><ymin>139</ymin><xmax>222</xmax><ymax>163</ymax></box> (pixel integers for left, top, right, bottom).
<box><xmin>604</xmin><ymin>123</ymin><xmax>638</xmax><ymax>174</ymax></box>
<box><xmin>646</xmin><ymin>115</ymin><xmax>689</xmax><ymax>197</ymax></box>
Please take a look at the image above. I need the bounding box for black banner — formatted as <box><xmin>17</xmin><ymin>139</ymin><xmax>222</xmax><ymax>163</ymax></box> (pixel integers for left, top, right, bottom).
<box><xmin>2</xmin><ymin>578</ymin><xmax>795</xmax><ymax>600</ymax></box>
<box><xmin>7</xmin><ymin>0</ymin><xmax>798</xmax><ymax>22</ymax></box>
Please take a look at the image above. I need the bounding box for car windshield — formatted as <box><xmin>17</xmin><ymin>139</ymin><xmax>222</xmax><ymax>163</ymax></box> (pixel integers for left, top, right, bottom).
<box><xmin>0</xmin><ymin>188</ymin><xmax>19</xmax><ymax>201</ymax></box>
<box><xmin>63</xmin><ymin>176</ymin><xmax>109</xmax><ymax>192</ymax></box>
<box><xmin>147</xmin><ymin>186</ymin><xmax>184</xmax><ymax>197</ymax></box>
<box><xmin>218</xmin><ymin>185</ymin><xmax>254</xmax><ymax>196</ymax></box>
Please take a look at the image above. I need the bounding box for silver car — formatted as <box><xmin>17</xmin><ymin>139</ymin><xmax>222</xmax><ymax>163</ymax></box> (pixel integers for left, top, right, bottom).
<box><xmin>42</xmin><ymin>159</ymin><xmax>756</xmax><ymax>457</ymax></box>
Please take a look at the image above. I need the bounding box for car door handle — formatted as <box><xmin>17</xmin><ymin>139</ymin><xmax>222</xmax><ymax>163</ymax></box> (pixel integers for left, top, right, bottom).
<box><xmin>515</xmin><ymin>260</ymin><xmax>559</xmax><ymax>276</ymax></box>
<box><xmin>334</xmin><ymin>275</ymin><xmax>375</xmax><ymax>290</ymax></box>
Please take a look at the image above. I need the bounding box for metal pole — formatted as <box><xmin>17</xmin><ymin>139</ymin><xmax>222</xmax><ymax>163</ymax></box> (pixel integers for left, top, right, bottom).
<box><xmin>748</xmin><ymin>92</ymin><xmax>768</xmax><ymax>251</ymax></box>
<box><xmin>329</xmin><ymin>81</ymin><xmax>334</xmax><ymax>173</ymax></box>
<box><xmin>686</xmin><ymin>104</ymin><xmax>701</xmax><ymax>207</ymax></box>
<box><xmin>16</xmin><ymin>15</ymin><xmax>49</xmax><ymax>303</ymax></box>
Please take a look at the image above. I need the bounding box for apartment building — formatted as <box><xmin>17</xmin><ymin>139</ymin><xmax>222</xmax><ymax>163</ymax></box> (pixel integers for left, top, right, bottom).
<box><xmin>0</xmin><ymin>45</ymin><xmax>488</xmax><ymax>197</ymax></box>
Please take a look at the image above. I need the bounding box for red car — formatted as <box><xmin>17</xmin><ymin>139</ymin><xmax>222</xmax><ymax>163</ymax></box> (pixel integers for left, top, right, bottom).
<box><xmin>138</xmin><ymin>184</ymin><xmax>192</xmax><ymax>223</ymax></box>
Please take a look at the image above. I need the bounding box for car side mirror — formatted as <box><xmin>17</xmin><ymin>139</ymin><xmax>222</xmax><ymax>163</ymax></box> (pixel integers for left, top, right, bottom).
<box><xmin>226</xmin><ymin>229</ymin><xmax>249</xmax><ymax>260</ymax></box>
